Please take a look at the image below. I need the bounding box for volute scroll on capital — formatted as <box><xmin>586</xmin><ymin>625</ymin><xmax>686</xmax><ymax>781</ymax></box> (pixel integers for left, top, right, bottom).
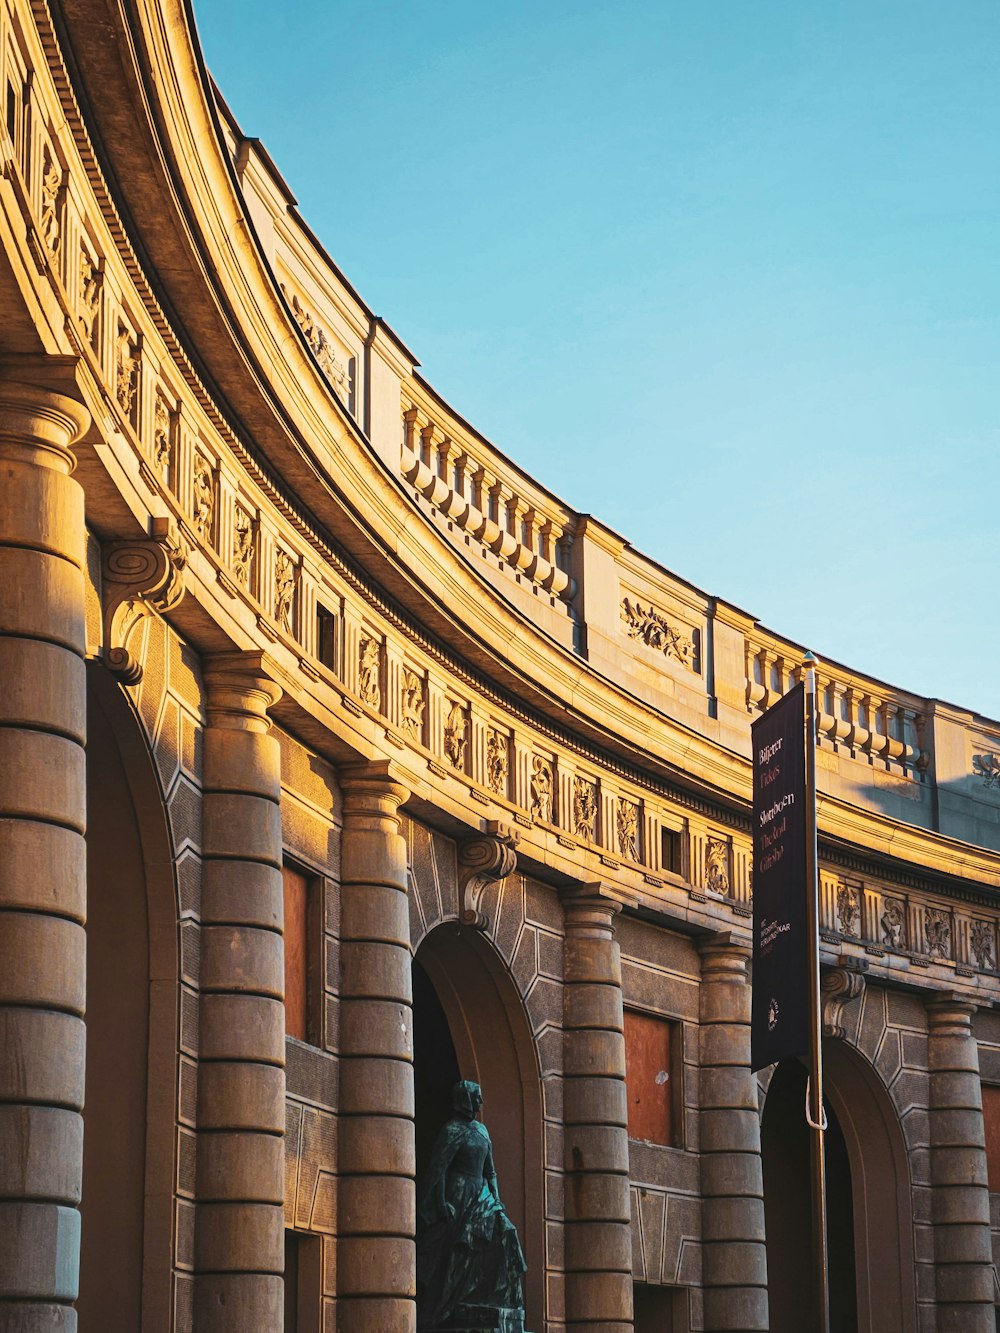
<box><xmin>459</xmin><ymin>820</ymin><xmax>519</xmax><ymax>929</ymax></box>
<box><xmin>102</xmin><ymin>516</ymin><xmax>186</xmax><ymax>684</ymax></box>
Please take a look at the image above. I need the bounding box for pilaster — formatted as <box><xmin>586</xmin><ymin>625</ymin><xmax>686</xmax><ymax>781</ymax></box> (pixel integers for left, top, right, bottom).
<box><xmin>195</xmin><ymin>651</ymin><xmax>286</xmax><ymax>1332</ymax></box>
<box><xmin>697</xmin><ymin>934</ymin><xmax>768</xmax><ymax>1332</ymax></box>
<box><xmin>561</xmin><ymin>885</ymin><xmax>634</xmax><ymax>1333</ymax></box>
<box><xmin>337</xmin><ymin>761</ymin><xmax>415</xmax><ymax>1333</ymax></box>
<box><xmin>0</xmin><ymin>378</ymin><xmax>90</xmax><ymax>1331</ymax></box>
<box><xmin>925</xmin><ymin>994</ymin><xmax>994</xmax><ymax>1332</ymax></box>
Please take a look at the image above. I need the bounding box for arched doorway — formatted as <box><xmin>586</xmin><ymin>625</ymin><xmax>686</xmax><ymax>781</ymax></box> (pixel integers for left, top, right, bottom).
<box><xmin>78</xmin><ymin>667</ymin><xmax>178</xmax><ymax>1330</ymax></box>
<box><xmin>413</xmin><ymin>924</ymin><xmax>545</xmax><ymax>1331</ymax></box>
<box><xmin>761</xmin><ymin>1045</ymin><xmax>916</xmax><ymax>1333</ymax></box>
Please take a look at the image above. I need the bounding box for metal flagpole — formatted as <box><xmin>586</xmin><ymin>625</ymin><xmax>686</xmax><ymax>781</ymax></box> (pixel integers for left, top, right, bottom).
<box><xmin>803</xmin><ymin>651</ymin><xmax>830</xmax><ymax>1333</ymax></box>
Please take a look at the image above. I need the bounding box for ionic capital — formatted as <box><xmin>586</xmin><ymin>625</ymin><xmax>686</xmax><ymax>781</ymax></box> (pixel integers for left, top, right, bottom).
<box><xmin>0</xmin><ymin>378</ymin><xmax>90</xmax><ymax>473</ymax></box>
<box><xmin>459</xmin><ymin>820</ymin><xmax>519</xmax><ymax>929</ymax></box>
<box><xmin>203</xmin><ymin>650</ymin><xmax>283</xmax><ymax>733</ymax></box>
<box><xmin>102</xmin><ymin>517</ymin><xmax>186</xmax><ymax>684</ymax></box>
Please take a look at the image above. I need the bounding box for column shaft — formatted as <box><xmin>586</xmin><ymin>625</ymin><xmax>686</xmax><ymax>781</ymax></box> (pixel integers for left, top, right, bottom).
<box><xmin>698</xmin><ymin>935</ymin><xmax>768</xmax><ymax>1332</ymax></box>
<box><xmin>926</xmin><ymin>995</ymin><xmax>994</xmax><ymax>1333</ymax></box>
<box><xmin>337</xmin><ymin>762</ymin><xmax>415</xmax><ymax>1333</ymax></box>
<box><xmin>0</xmin><ymin>381</ymin><xmax>90</xmax><ymax>1333</ymax></box>
<box><xmin>195</xmin><ymin>653</ymin><xmax>286</xmax><ymax>1332</ymax></box>
<box><xmin>562</xmin><ymin>888</ymin><xmax>634</xmax><ymax>1333</ymax></box>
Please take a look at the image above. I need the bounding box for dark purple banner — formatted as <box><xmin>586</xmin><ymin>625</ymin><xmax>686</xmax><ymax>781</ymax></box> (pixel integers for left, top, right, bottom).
<box><xmin>751</xmin><ymin>682</ymin><xmax>809</xmax><ymax>1071</ymax></box>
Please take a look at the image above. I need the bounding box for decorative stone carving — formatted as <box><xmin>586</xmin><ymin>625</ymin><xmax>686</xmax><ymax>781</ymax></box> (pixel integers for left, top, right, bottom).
<box><xmin>192</xmin><ymin>452</ymin><xmax>215</xmax><ymax>542</ymax></box>
<box><xmin>458</xmin><ymin>822</ymin><xmax>519</xmax><ymax>929</ymax></box>
<box><xmin>274</xmin><ymin>550</ymin><xmax>296</xmax><ymax>632</ymax></box>
<box><xmin>973</xmin><ymin>752</ymin><xmax>1000</xmax><ymax>789</ymax></box>
<box><xmin>486</xmin><ymin>729</ymin><xmax>508</xmax><ymax>797</ymax></box>
<box><xmin>102</xmin><ymin>518</ymin><xmax>186</xmax><ymax>683</ymax></box>
<box><xmin>821</xmin><ymin>967</ymin><xmax>866</xmax><ymax>1039</ymax></box>
<box><xmin>530</xmin><ymin>756</ymin><xmax>553</xmax><ymax>823</ymax></box>
<box><xmin>232</xmin><ymin>505</ymin><xmax>254</xmax><ymax>587</ymax></box>
<box><xmin>705</xmin><ymin>838</ymin><xmax>730</xmax><ymax>895</ymax></box>
<box><xmin>881</xmin><ymin>898</ymin><xmax>905</xmax><ymax>949</ymax></box>
<box><xmin>444</xmin><ymin>701</ymin><xmax>467</xmax><ymax>770</ymax></box>
<box><xmin>573</xmin><ymin>777</ymin><xmax>597</xmax><ymax>842</ymax></box>
<box><xmin>79</xmin><ymin>249</ymin><xmax>102</xmax><ymax>347</ymax></box>
<box><xmin>400</xmin><ymin>667</ymin><xmax>425</xmax><ymax>739</ymax></box>
<box><xmin>115</xmin><ymin>325</ymin><xmax>139</xmax><ymax>418</ymax></box>
<box><xmin>617</xmin><ymin>799</ymin><xmax>638</xmax><ymax>861</ymax></box>
<box><xmin>836</xmin><ymin>885</ymin><xmax>860</xmax><ymax>937</ymax></box>
<box><xmin>971</xmin><ymin>920</ymin><xmax>995</xmax><ymax>971</ymax></box>
<box><xmin>283</xmin><ymin>285</ymin><xmax>352</xmax><ymax>406</ymax></box>
<box><xmin>925</xmin><ymin>907</ymin><xmax>951</xmax><ymax>960</ymax></box>
<box><xmin>358</xmin><ymin>635</ymin><xmax>381</xmax><ymax>708</ymax></box>
<box><xmin>40</xmin><ymin>146</ymin><xmax>61</xmax><ymax>255</ymax></box>
<box><xmin>153</xmin><ymin>395</ymin><xmax>171</xmax><ymax>477</ymax></box>
<box><xmin>621</xmin><ymin>597</ymin><xmax>696</xmax><ymax>669</ymax></box>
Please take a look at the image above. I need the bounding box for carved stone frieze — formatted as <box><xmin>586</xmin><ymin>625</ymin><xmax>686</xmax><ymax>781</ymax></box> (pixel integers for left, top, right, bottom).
<box><xmin>486</xmin><ymin>729</ymin><xmax>509</xmax><ymax>796</ymax></box>
<box><xmin>79</xmin><ymin>248</ymin><xmax>102</xmax><ymax>347</ymax></box>
<box><xmin>192</xmin><ymin>452</ymin><xmax>215</xmax><ymax>542</ymax></box>
<box><xmin>274</xmin><ymin>550</ymin><xmax>296</xmax><ymax>632</ymax></box>
<box><xmin>400</xmin><ymin>668</ymin><xmax>425</xmax><ymax>739</ymax></box>
<box><xmin>232</xmin><ymin>505</ymin><xmax>254</xmax><ymax>588</ymax></box>
<box><xmin>283</xmin><ymin>285</ymin><xmax>352</xmax><ymax>406</ymax></box>
<box><xmin>102</xmin><ymin>519</ymin><xmax>186</xmax><ymax>683</ymax></box>
<box><xmin>358</xmin><ymin>635</ymin><xmax>381</xmax><ymax>708</ymax></box>
<box><xmin>621</xmin><ymin>597</ymin><xmax>696</xmax><ymax>670</ymax></box>
<box><xmin>458</xmin><ymin>822</ymin><xmax>519</xmax><ymax>929</ymax></box>
<box><xmin>574</xmin><ymin>777</ymin><xmax>597</xmax><ymax>842</ymax></box>
<box><xmin>973</xmin><ymin>752</ymin><xmax>1000</xmax><ymax>789</ymax></box>
<box><xmin>40</xmin><ymin>146</ymin><xmax>61</xmax><ymax>255</ymax></box>
<box><xmin>924</xmin><ymin>907</ymin><xmax>951</xmax><ymax>960</ymax></box>
<box><xmin>705</xmin><ymin>838</ymin><xmax>730</xmax><ymax>895</ymax></box>
<box><xmin>822</xmin><ymin>967</ymin><xmax>866</xmax><ymax>1039</ymax></box>
<box><xmin>530</xmin><ymin>756</ymin><xmax>553</xmax><ymax>823</ymax></box>
<box><xmin>617</xmin><ymin>799</ymin><xmax>638</xmax><ymax>861</ymax></box>
<box><xmin>836</xmin><ymin>885</ymin><xmax>860</xmax><ymax>937</ymax></box>
<box><xmin>444</xmin><ymin>701</ymin><xmax>467</xmax><ymax>769</ymax></box>
<box><xmin>971</xmin><ymin>919</ymin><xmax>996</xmax><ymax>971</ymax></box>
<box><xmin>116</xmin><ymin>324</ymin><xmax>140</xmax><ymax>419</ymax></box>
<box><xmin>881</xmin><ymin>898</ymin><xmax>904</xmax><ymax>950</ymax></box>
<box><xmin>153</xmin><ymin>395</ymin><xmax>172</xmax><ymax>477</ymax></box>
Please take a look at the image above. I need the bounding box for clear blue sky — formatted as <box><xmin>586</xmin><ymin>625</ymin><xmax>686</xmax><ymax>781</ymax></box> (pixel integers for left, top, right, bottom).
<box><xmin>194</xmin><ymin>1</ymin><xmax>1000</xmax><ymax>723</ymax></box>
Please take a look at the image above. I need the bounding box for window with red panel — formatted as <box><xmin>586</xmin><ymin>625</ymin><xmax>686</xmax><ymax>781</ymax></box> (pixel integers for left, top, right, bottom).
<box><xmin>282</xmin><ymin>864</ymin><xmax>311</xmax><ymax>1043</ymax></box>
<box><xmin>624</xmin><ymin>1008</ymin><xmax>677</xmax><ymax>1147</ymax></box>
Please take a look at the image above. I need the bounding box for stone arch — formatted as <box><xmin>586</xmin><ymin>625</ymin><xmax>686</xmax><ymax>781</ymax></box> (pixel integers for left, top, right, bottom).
<box><xmin>79</xmin><ymin>664</ymin><xmax>179</xmax><ymax>1330</ymax></box>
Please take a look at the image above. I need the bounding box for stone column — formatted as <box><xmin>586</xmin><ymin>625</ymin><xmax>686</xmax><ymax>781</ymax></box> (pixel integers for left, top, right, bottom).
<box><xmin>926</xmin><ymin>994</ymin><xmax>994</xmax><ymax>1333</ymax></box>
<box><xmin>337</xmin><ymin>761</ymin><xmax>415</xmax><ymax>1333</ymax></box>
<box><xmin>561</xmin><ymin>886</ymin><xmax>634</xmax><ymax>1333</ymax></box>
<box><xmin>0</xmin><ymin>380</ymin><xmax>90</xmax><ymax>1331</ymax></box>
<box><xmin>195</xmin><ymin>652</ymin><xmax>286</xmax><ymax>1331</ymax></box>
<box><xmin>698</xmin><ymin>934</ymin><xmax>768</xmax><ymax>1332</ymax></box>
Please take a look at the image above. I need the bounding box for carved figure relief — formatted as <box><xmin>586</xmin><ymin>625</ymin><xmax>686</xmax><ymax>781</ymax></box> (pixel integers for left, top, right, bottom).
<box><xmin>400</xmin><ymin>667</ymin><xmax>425</xmax><ymax>739</ymax></box>
<box><xmin>881</xmin><ymin>898</ymin><xmax>904</xmax><ymax>950</ymax></box>
<box><xmin>79</xmin><ymin>249</ymin><xmax>102</xmax><ymax>347</ymax></box>
<box><xmin>358</xmin><ymin>635</ymin><xmax>381</xmax><ymax>708</ymax></box>
<box><xmin>573</xmin><ymin>777</ymin><xmax>597</xmax><ymax>842</ymax></box>
<box><xmin>486</xmin><ymin>729</ymin><xmax>509</xmax><ymax>796</ymax></box>
<box><xmin>973</xmin><ymin>752</ymin><xmax>1000</xmax><ymax>789</ymax></box>
<box><xmin>836</xmin><ymin>885</ymin><xmax>860</xmax><ymax>937</ymax></box>
<box><xmin>191</xmin><ymin>453</ymin><xmax>215</xmax><ymax>542</ymax></box>
<box><xmin>617</xmin><ymin>799</ymin><xmax>638</xmax><ymax>861</ymax></box>
<box><xmin>274</xmin><ymin>550</ymin><xmax>296</xmax><ymax>632</ymax></box>
<box><xmin>705</xmin><ymin>838</ymin><xmax>730</xmax><ymax>895</ymax></box>
<box><xmin>116</xmin><ymin>325</ymin><xmax>139</xmax><ymax>419</ymax></box>
<box><xmin>153</xmin><ymin>396</ymin><xmax>172</xmax><ymax>477</ymax></box>
<box><xmin>232</xmin><ymin>506</ymin><xmax>254</xmax><ymax>588</ymax></box>
<box><xmin>925</xmin><ymin>907</ymin><xmax>951</xmax><ymax>959</ymax></box>
<box><xmin>971</xmin><ymin>920</ymin><xmax>996</xmax><ymax>971</ymax></box>
<box><xmin>621</xmin><ymin>597</ymin><xmax>696</xmax><ymax>670</ymax></box>
<box><xmin>530</xmin><ymin>756</ymin><xmax>553</xmax><ymax>823</ymax></box>
<box><xmin>40</xmin><ymin>147</ymin><xmax>61</xmax><ymax>255</ymax></box>
<box><xmin>283</xmin><ymin>286</ymin><xmax>352</xmax><ymax>406</ymax></box>
<box><xmin>444</xmin><ymin>701</ymin><xmax>467</xmax><ymax>770</ymax></box>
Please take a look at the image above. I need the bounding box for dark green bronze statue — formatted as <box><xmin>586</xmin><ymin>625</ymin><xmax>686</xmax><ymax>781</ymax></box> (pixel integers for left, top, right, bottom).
<box><xmin>417</xmin><ymin>1080</ymin><xmax>527</xmax><ymax>1332</ymax></box>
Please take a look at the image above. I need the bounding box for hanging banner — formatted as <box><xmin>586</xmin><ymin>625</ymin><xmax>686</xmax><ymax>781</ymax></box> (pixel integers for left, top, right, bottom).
<box><xmin>751</xmin><ymin>681</ymin><xmax>809</xmax><ymax>1071</ymax></box>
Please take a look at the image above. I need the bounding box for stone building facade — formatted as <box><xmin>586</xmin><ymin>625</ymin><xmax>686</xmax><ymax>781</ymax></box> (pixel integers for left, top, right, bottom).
<box><xmin>1</xmin><ymin>1</ymin><xmax>999</xmax><ymax>1330</ymax></box>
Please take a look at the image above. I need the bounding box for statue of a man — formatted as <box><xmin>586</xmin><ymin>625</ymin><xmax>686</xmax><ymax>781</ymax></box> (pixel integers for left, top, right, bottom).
<box><xmin>417</xmin><ymin>1080</ymin><xmax>526</xmax><ymax>1330</ymax></box>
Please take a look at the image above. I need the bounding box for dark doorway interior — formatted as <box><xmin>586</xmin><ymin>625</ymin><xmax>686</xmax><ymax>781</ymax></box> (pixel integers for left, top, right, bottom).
<box><xmin>762</xmin><ymin>1059</ymin><xmax>858</xmax><ymax>1333</ymax></box>
<box><xmin>413</xmin><ymin>957</ymin><xmax>461</xmax><ymax>1204</ymax></box>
